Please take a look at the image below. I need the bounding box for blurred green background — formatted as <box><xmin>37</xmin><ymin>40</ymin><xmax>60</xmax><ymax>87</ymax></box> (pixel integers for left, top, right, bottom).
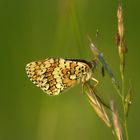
<box><xmin>0</xmin><ymin>0</ymin><xmax>140</xmax><ymax>140</ymax></box>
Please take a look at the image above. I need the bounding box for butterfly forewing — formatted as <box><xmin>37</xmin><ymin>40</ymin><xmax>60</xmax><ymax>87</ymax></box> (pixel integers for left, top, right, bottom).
<box><xmin>26</xmin><ymin>58</ymin><xmax>92</xmax><ymax>95</ymax></box>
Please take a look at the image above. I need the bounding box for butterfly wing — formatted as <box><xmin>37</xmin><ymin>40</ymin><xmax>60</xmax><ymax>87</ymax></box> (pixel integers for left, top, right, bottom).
<box><xmin>26</xmin><ymin>58</ymin><xmax>91</xmax><ymax>95</ymax></box>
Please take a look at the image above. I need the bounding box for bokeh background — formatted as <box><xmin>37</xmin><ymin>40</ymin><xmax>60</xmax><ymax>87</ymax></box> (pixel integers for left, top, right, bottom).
<box><xmin>0</xmin><ymin>0</ymin><xmax>140</xmax><ymax>140</ymax></box>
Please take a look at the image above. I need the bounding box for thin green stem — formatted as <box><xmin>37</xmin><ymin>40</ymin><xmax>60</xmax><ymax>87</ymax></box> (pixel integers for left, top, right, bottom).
<box><xmin>121</xmin><ymin>74</ymin><xmax>124</xmax><ymax>98</ymax></box>
<box><xmin>113</xmin><ymin>83</ymin><xmax>122</xmax><ymax>99</ymax></box>
<box><xmin>121</xmin><ymin>72</ymin><xmax>129</xmax><ymax>140</ymax></box>
<box><xmin>124</xmin><ymin>118</ymin><xmax>129</xmax><ymax>140</ymax></box>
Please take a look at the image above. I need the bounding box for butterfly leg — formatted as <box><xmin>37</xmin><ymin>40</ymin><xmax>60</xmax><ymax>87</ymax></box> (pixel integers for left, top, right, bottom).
<box><xmin>91</xmin><ymin>77</ymin><xmax>99</xmax><ymax>88</ymax></box>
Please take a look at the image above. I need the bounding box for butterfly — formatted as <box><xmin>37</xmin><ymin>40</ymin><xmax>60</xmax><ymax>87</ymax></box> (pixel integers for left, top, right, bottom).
<box><xmin>26</xmin><ymin>58</ymin><xmax>98</xmax><ymax>96</ymax></box>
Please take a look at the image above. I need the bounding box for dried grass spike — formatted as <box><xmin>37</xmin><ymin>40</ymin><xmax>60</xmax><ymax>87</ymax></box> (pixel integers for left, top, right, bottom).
<box><xmin>84</xmin><ymin>83</ymin><xmax>111</xmax><ymax>128</ymax></box>
<box><xmin>111</xmin><ymin>101</ymin><xmax>123</xmax><ymax>140</ymax></box>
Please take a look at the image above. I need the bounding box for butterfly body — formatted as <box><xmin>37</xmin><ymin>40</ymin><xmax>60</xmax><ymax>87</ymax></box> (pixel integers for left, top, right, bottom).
<box><xmin>26</xmin><ymin>58</ymin><xmax>94</xmax><ymax>95</ymax></box>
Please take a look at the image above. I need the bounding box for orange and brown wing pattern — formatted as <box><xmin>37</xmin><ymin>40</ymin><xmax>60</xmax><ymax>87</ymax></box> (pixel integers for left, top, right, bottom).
<box><xmin>26</xmin><ymin>58</ymin><xmax>92</xmax><ymax>95</ymax></box>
